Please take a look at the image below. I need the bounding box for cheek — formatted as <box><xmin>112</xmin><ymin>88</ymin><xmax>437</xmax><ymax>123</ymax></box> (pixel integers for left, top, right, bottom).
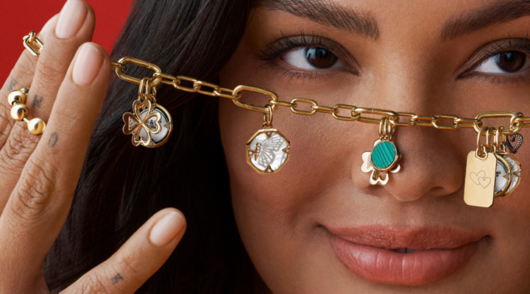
<box><xmin>218</xmin><ymin>87</ymin><xmax>366</xmax><ymax>225</ymax></box>
<box><xmin>218</xmin><ymin>91</ymin><xmax>370</xmax><ymax>288</ymax></box>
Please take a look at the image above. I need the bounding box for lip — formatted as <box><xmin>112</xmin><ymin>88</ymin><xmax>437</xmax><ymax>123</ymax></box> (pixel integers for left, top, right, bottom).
<box><xmin>327</xmin><ymin>225</ymin><xmax>486</xmax><ymax>286</ymax></box>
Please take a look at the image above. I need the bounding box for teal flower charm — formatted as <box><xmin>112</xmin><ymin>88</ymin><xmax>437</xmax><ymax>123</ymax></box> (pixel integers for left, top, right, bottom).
<box><xmin>361</xmin><ymin>139</ymin><xmax>402</xmax><ymax>185</ymax></box>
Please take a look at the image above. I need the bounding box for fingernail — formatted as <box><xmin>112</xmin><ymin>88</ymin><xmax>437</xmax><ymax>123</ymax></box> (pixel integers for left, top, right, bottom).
<box><xmin>73</xmin><ymin>43</ymin><xmax>103</xmax><ymax>86</ymax></box>
<box><xmin>38</xmin><ymin>14</ymin><xmax>58</xmax><ymax>42</ymax></box>
<box><xmin>149</xmin><ymin>211</ymin><xmax>185</xmax><ymax>247</ymax></box>
<box><xmin>55</xmin><ymin>0</ymin><xmax>87</xmax><ymax>39</ymax></box>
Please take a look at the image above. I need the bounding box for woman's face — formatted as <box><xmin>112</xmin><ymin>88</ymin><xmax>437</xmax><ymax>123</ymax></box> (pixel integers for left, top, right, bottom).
<box><xmin>218</xmin><ymin>0</ymin><xmax>530</xmax><ymax>292</ymax></box>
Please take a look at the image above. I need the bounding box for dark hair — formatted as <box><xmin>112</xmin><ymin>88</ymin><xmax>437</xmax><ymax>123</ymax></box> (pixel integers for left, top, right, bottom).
<box><xmin>44</xmin><ymin>0</ymin><xmax>257</xmax><ymax>292</ymax></box>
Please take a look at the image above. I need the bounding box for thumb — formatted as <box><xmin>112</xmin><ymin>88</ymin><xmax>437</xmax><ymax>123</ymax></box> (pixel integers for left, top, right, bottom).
<box><xmin>62</xmin><ymin>208</ymin><xmax>186</xmax><ymax>293</ymax></box>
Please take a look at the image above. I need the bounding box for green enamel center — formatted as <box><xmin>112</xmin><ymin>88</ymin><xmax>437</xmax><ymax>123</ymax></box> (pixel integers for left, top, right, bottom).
<box><xmin>371</xmin><ymin>141</ymin><xmax>396</xmax><ymax>169</ymax></box>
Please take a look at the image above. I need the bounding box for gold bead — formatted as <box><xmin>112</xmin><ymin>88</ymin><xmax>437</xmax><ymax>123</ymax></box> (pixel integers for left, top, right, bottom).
<box><xmin>10</xmin><ymin>103</ymin><xmax>28</xmax><ymax>121</ymax></box>
<box><xmin>7</xmin><ymin>90</ymin><xmax>27</xmax><ymax>105</ymax></box>
<box><xmin>27</xmin><ymin>118</ymin><xmax>46</xmax><ymax>135</ymax></box>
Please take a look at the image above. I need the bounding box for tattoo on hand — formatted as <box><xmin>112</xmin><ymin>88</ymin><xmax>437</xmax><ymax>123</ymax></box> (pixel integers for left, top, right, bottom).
<box><xmin>111</xmin><ymin>273</ymin><xmax>123</xmax><ymax>284</ymax></box>
<box><xmin>8</xmin><ymin>81</ymin><xmax>16</xmax><ymax>92</ymax></box>
<box><xmin>48</xmin><ymin>132</ymin><xmax>58</xmax><ymax>148</ymax></box>
<box><xmin>32</xmin><ymin>95</ymin><xmax>43</xmax><ymax>108</ymax></box>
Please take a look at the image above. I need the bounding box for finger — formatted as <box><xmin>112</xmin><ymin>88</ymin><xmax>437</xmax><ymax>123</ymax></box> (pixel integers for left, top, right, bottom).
<box><xmin>0</xmin><ymin>0</ymin><xmax>96</xmax><ymax>214</ymax></box>
<box><xmin>28</xmin><ymin>0</ymin><xmax>95</xmax><ymax>122</ymax></box>
<box><xmin>0</xmin><ymin>14</ymin><xmax>56</xmax><ymax>150</ymax></box>
<box><xmin>0</xmin><ymin>43</ymin><xmax>111</xmax><ymax>282</ymax></box>
<box><xmin>63</xmin><ymin>209</ymin><xmax>186</xmax><ymax>294</ymax></box>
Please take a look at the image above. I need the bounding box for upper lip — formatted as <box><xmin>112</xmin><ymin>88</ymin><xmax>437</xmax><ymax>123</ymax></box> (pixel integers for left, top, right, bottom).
<box><xmin>326</xmin><ymin>225</ymin><xmax>487</xmax><ymax>250</ymax></box>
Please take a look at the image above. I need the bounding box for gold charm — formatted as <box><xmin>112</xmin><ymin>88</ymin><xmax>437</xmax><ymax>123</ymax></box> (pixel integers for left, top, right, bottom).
<box><xmin>246</xmin><ymin>105</ymin><xmax>290</xmax><ymax>174</ymax></box>
<box><xmin>464</xmin><ymin>151</ymin><xmax>497</xmax><ymax>208</ymax></box>
<box><xmin>122</xmin><ymin>78</ymin><xmax>173</xmax><ymax>148</ymax></box>
<box><xmin>494</xmin><ymin>153</ymin><xmax>521</xmax><ymax>197</ymax></box>
<box><xmin>361</xmin><ymin>117</ymin><xmax>402</xmax><ymax>185</ymax></box>
<box><xmin>464</xmin><ymin>127</ymin><xmax>522</xmax><ymax>207</ymax></box>
<box><xmin>493</xmin><ymin>128</ymin><xmax>521</xmax><ymax>198</ymax></box>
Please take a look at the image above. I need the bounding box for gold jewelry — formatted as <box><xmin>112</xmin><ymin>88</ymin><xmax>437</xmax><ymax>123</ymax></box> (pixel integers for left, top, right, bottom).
<box><xmin>492</xmin><ymin>127</ymin><xmax>521</xmax><ymax>198</ymax></box>
<box><xmin>7</xmin><ymin>88</ymin><xmax>46</xmax><ymax>136</ymax></box>
<box><xmin>246</xmin><ymin>99</ymin><xmax>291</xmax><ymax>174</ymax></box>
<box><xmin>122</xmin><ymin>77</ymin><xmax>173</xmax><ymax>148</ymax></box>
<box><xmin>21</xmin><ymin>31</ymin><xmax>529</xmax><ymax>203</ymax></box>
<box><xmin>361</xmin><ymin>117</ymin><xmax>402</xmax><ymax>185</ymax></box>
<box><xmin>464</xmin><ymin>126</ymin><xmax>522</xmax><ymax>207</ymax></box>
<box><xmin>20</xmin><ymin>31</ymin><xmax>530</xmax><ymax>134</ymax></box>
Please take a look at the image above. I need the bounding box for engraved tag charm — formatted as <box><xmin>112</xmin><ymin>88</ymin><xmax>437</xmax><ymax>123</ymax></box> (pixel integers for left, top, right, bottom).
<box><xmin>464</xmin><ymin>151</ymin><xmax>497</xmax><ymax>208</ymax></box>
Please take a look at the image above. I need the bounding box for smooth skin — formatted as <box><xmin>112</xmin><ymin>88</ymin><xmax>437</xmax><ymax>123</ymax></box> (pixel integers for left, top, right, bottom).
<box><xmin>219</xmin><ymin>0</ymin><xmax>530</xmax><ymax>293</ymax></box>
<box><xmin>0</xmin><ymin>0</ymin><xmax>186</xmax><ymax>293</ymax></box>
<box><xmin>2</xmin><ymin>0</ymin><xmax>530</xmax><ymax>293</ymax></box>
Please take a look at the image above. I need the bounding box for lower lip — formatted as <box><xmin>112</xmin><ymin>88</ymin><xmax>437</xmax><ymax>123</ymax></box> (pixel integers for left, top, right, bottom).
<box><xmin>330</xmin><ymin>235</ymin><xmax>480</xmax><ymax>286</ymax></box>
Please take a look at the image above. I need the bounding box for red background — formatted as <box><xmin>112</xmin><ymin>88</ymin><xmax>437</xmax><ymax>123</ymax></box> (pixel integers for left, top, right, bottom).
<box><xmin>1</xmin><ymin>0</ymin><xmax>133</xmax><ymax>83</ymax></box>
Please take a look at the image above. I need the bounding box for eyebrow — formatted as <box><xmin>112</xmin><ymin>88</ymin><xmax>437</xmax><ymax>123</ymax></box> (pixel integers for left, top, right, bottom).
<box><xmin>261</xmin><ymin>0</ymin><xmax>380</xmax><ymax>40</ymax></box>
<box><xmin>441</xmin><ymin>0</ymin><xmax>530</xmax><ymax>41</ymax></box>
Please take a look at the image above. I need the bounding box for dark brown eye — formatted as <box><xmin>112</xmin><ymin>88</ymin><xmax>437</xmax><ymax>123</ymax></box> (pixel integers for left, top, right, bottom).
<box><xmin>305</xmin><ymin>47</ymin><xmax>338</xmax><ymax>69</ymax></box>
<box><xmin>282</xmin><ymin>47</ymin><xmax>343</xmax><ymax>70</ymax></box>
<box><xmin>494</xmin><ymin>51</ymin><xmax>526</xmax><ymax>72</ymax></box>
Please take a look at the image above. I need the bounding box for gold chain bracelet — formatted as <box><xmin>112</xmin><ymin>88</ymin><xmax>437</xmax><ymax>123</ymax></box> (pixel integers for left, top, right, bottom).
<box><xmin>114</xmin><ymin>56</ymin><xmax>530</xmax><ymax>136</ymax></box>
<box><xmin>21</xmin><ymin>31</ymin><xmax>528</xmax><ymax>208</ymax></box>
<box><xmin>23</xmin><ymin>31</ymin><xmax>529</xmax><ymax>135</ymax></box>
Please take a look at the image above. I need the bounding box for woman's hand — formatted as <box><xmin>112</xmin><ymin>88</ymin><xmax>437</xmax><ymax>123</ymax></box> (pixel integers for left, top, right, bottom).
<box><xmin>0</xmin><ymin>0</ymin><xmax>187</xmax><ymax>292</ymax></box>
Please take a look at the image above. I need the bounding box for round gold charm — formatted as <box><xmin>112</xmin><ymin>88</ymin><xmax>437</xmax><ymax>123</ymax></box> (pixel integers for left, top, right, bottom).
<box><xmin>123</xmin><ymin>100</ymin><xmax>173</xmax><ymax>148</ymax></box>
<box><xmin>246</xmin><ymin>129</ymin><xmax>290</xmax><ymax>174</ymax></box>
<box><xmin>494</xmin><ymin>154</ymin><xmax>511</xmax><ymax>197</ymax></box>
<box><xmin>138</xmin><ymin>104</ymin><xmax>173</xmax><ymax>148</ymax></box>
<box><xmin>494</xmin><ymin>153</ymin><xmax>521</xmax><ymax>197</ymax></box>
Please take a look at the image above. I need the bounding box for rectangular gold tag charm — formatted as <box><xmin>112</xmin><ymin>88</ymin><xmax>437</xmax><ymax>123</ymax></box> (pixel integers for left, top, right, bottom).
<box><xmin>464</xmin><ymin>151</ymin><xmax>497</xmax><ymax>208</ymax></box>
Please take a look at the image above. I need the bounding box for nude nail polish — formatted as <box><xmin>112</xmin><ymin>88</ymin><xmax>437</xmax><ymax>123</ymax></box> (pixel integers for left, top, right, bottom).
<box><xmin>72</xmin><ymin>43</ymin><xmax>103</xmax><ymax>86</ymax></box>
<box><xmin>149</xmin><ymin>211</ymin><xmax>185</xmax><ymax>247</ymax></box>
<box><xmin>55</xmin><ymin>0</ymin><xmax>87</xmax><ymax>39</ymax></box>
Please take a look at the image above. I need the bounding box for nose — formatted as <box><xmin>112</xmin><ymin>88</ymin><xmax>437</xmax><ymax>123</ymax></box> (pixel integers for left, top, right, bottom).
<box><xmin>351</xmin><ymin>62</ymin><xmax>466</xmax><ymax>203</ymax></box>
<box><xmin>395</xmin><ymin>127</ymin><xmax>463</xmax><ymax>201</ymax></box>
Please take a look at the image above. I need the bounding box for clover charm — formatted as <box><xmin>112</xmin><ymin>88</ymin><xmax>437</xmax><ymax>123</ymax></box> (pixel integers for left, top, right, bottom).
<box><xmin>361</xmin><ymin>139</ymin><xmax>402</xmax><ymax>185</ymax></box>
<box><xmin>122</xmin><ymin>99</ymin><xmax>173</xmax><ymax>148</ymax></box>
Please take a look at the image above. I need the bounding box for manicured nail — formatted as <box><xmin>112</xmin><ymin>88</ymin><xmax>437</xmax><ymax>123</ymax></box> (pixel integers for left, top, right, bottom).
<box><xmin>38</xmin><ymin>14</ymin><xmax>58</xmax><ymax>42</ymax></box>
<box><xmin>72</xmin><ymin>43</ymin><xmax>103</xmax><ymax>86</ymax></box>
<box><xmin>149</xmin><ymin>211</ymin><xmax>185</xmax><ymax>247</ymax></box>
<box><xmin>55</xmin><ymin>0</ymin><xmax>87</xmax><ymax>39</ymax></box>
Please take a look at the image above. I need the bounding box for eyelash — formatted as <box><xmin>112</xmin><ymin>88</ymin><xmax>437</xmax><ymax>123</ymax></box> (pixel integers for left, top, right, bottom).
<box><xmin>259</xmin><ymin>32</ymin><xmax>336</xmax><ymax>62</ymax></box>
<box><xmin>481</xmin><ymin>37</ymin><xmax>530</xmax><ymax>57</ymax></box>
<box><xmin>465</xmin><ymin>37</ymin><xmax>530</xmax><ymax>84</ymax></box>
<box><xmin>258</xmin><ymin>32</ymin><xmax>530</xmax><ymax>84</ymax></box>
<box><xmin>257</xmin><ymin>31</ymin><xmax>351</xmax><ymax>81</ymax></box>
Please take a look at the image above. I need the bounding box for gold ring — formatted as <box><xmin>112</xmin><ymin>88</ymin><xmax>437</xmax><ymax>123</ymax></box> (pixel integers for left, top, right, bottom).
<box><xmin>7</xmin><ymin>88</ymin><xmax>46</xmax><ymax>136</ymax></box>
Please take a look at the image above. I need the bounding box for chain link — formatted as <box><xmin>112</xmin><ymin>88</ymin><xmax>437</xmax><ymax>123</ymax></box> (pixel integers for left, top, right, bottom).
<box><xmin>23</xmin><ymin>31</ymin><xmax>43</xmax><ymax>56</ymax></box>
<box><xmin>22</xmin><ymin>31</ymin><xmax>529</xmax><ymax>135</ymax></box>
